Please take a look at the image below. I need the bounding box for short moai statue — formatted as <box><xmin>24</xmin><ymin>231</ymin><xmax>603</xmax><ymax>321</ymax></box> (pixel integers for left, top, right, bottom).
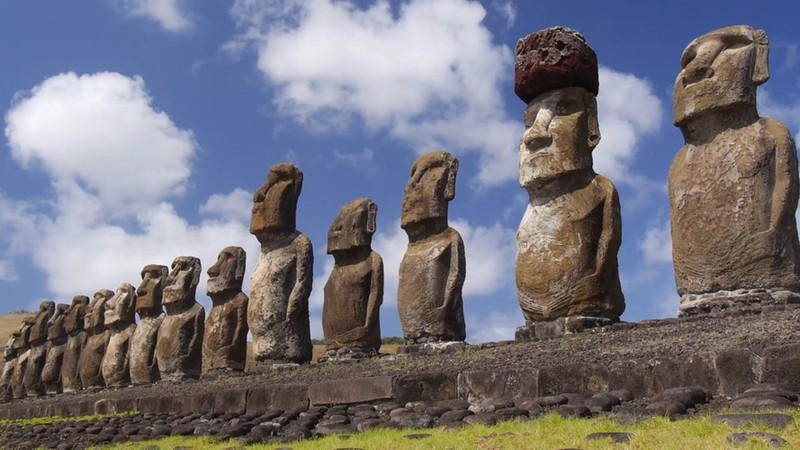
<box><xmin>79</xmin><ymin>289</ymin><xmax>113</xmax><ymax>390</ymax></box>
<box><xmin>41</xmin><ymin>303</ymin><xmax>69</xmax><ymax>394</ymax></box>
<box><xmin>397</xmin><ymin>151</ymin><xmax>466</xmax><ymax>345</ymax></box>
<box><xmin>61</xmin><ymin>295</ymin><xmax>89</xmax><ymax>393</ymax></box>
<box><xmin>24</xmin><ymin>301</ymin><xmax>55</xmax><ymax>397</ymax></box>
<box><xmin>11</xmin><ymin>318</ymin><xmax>33</xmax><ymax>399</ymax></box>
<box><xmin>514</xmin><ymin>28</ymin><xmax>624</xmax><ymax>333</ymax></box>
<box><xmin>322</xmin><ymin>199</ymin><xmax>383</xmax><ymax>360</ymax></box>
<box><xmin>102</xmin><ymin>283</ymin><xmax>137</xmax><ymax>388</ymax></box>
<box><xmin>0</xmin><ymin>331</ymin><xmax>20</xmax><ymax>402</ymax></box>
<box><xmin>669</xmin><ymin>25</ymin><xmax>800</xmax><ymax>314</ymax></box>
<box><xmin>203</xmin><ymin>247</ymin><xmax>249</xmax><ymax>375</ymax></box>
<box><xmin>249</xmin><ymin>163</ymin><xmax>313</xmax><ymax>365</ymax></box>
<box><xmin>157</xmin><ymin>256</ymin><xmax>205</xmax><ymax>380</ymax></box>
<box><xmin>130</xmin><ymin>264</ymin><xmax>168</xmax><ymax>385</ymax></box>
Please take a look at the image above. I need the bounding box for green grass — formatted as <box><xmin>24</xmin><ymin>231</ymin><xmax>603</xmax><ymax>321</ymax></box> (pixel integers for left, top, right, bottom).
<box><xmin>0</xmin><ymin>411</ymin><xmax>136</xmax><ymax>428</ymax></box>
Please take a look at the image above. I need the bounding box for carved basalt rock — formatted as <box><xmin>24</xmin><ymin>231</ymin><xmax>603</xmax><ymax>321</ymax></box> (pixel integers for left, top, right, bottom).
<box><xmin>130</xmin><ymin>264</ymin><xmax>168</xmax><ymax>385</ymax></box>
<box><xmin>102</xmin><ymin>283</ymin><xmax>137</xmax><ymax>388</ymax></box>
<box><xmin>669</xmin><ymin>26</ymin><xmax>800</xmax><ymax>314</ymax></box>
<box><xmin>203</xmin><ymin>246</ymin><xmax>249</xmax><ymax>374</ymax></box>
<box><xmin>41</xmin><ymin>303</ymin><xmax>69</xmax><ymax>394</ymax></box>
<box><xmin>24</xmin><ymin>301</ymin><xmax>55</xmax><ymax>397</ymax></box>
<box><xmin>249</xmin><ymin>163</ymin><xmax>313</xmax><ymax>365</ymax></box>
<box><xmin>11</xmin><ymin>318</ymin><xmax>33</xmax><ymax>399</ymax></box>
<box><xmin>157</xmin><ymin>256</ymin><xmax>205</xmax><ymax>380</ymax></box>
<box><xmin>515</xmin><ymin>27</ymin><xmax>599</xmax><ymax>104</ymax></box>
<box><xmin>323</xmin><ymin>199</ymin><xmax>383</xmax><ymax>357</ymax></box>
<box><xmin>79</xmin><ymin>290</ymin><xmax>113</xmax><ymax>390</ymax></box>
<box><xmin>61</xmin><ymin>295</ymin><xmax>89</xmax><ymax>393</ymax></box>
<box><xmin>1</xmin><ymin>331</ymin><xmax>19</xmax><ymax>402</ymax></box>
<box><xmin>398</xmin><ymin>151</ymin><xmax>466</xmax><ymax>344</ymax></box>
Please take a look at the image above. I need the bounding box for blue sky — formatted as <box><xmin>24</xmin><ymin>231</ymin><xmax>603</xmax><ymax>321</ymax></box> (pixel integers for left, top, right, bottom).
<box><xmin>1</xmin><ymin>1</ymin><xmax>799</xmax><ymax>342</ymax></box>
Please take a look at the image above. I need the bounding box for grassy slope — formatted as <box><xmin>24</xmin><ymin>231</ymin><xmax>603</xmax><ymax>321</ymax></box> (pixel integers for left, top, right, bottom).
<box><xmin>0</xmin><ymin>314</ymin><xmax>30</xmax><ymax>351</ymax></box>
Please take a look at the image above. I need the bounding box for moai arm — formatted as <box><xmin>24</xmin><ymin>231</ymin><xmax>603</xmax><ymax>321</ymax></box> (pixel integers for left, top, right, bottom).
<box><xmin>338</xmin><ymin>253</ymin><xmax>384</xmax><ymax>343</ymax></box>
<box><xmin>595</xmin><ymin>177</ymin><xmax>622</xmax><ymax>282</ymax></box>
<box><xmin>762</xmin><ymin>119</ymin><xmax>799</xmax><ymax>250</ymax></box>
<box><xmin>188</xmin><ymin>307</ymin><xmax>205</xmax><ymax>360</ymax></box>
<box><xmin>286</xmin><ymin>237</ymin><xmax>313</xmax><ymax>322</ymax></box>
<box><xmin>443</xmin><ymin>232</ymin><xmax>466</xmax><ymax>312</ymax></box>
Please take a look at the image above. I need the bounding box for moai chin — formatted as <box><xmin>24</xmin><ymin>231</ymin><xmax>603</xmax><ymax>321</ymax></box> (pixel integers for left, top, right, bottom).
<box><xmin>24</xmin><ymin>301</ymin><xmax>55</xmax><ymax>397</ymax></box>
<box><xmin>11</xmin><ymin>318</ymin><xmax>33</xmax><ymax>399</ymax></box>
<box><xmin>79</xmin><ymin>289</ymin><xmax>113</xmax><ymax>390</ymax></box>
<box><xmin>669</xmin><ymin>25</ymin><xmax>800</xmax><ymax>314</ymax></box>
<box><xmin>322</xmin><ymin>199</ymin><xmax>383</xmax><ymax>359</ymax></box>
<box><xmin>1</xmin><ymin>331</ymin><xmax>20</xmax><ymax>402</ymax></box>
<box><xmin>248</xmin><ymin>163</ymin><xmax>313</xmax><ymax>365</ymax></box>
<box><xmin>41</xmin><ymin>303</ymin><xmax>69</xmax><ymax>394</ymax></box>
<box><xmin>514</xmin><ymin>27</ymin><xmax>625</xmax><ymax>326</ymax></box>
<box><xmin>130</xmin><ymin>264</ymin><xmax>168</xmax><ymax>385</ymax></box>
<box><xmin>61</xmin><ymin>295</ymin><xmax>89</xmax><ymax>393</ymax></box>
<box><xmin>156</xmin><ymin>256</ymin><xmax>205</xmax><ymax>380</ymax></box>
<box><xmin>203</xmin><ymin>246</ymin><xmax>249</xmax><ymax>375</ymax></box>
<box><xmin>397</xmin><ymin>151</ymin><xmax>466</xmax><ymax>344</ymax></box>
<box><xmin>102</xmin><ymin>283</ymin><xmax>137</xmax><ymax>388</ymax></box>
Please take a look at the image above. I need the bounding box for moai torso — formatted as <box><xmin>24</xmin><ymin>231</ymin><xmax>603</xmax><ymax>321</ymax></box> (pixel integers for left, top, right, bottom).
<box><xmin>102</xmin><ymin>283</ymin><xmax>137</xmax><ymax>388</ymax></box>
<box><xmin>41</xmin><ymin>303</ymin><xmax>69</xmax><ymax>394</ymax></box>
<box><xmin>61</xmin><ymin>295</ymin><xmax>89</xmax><ymax>393</ymax></box>
<box><xmin>130</xmin><ymin>264</ymin><xmax>167</xmax><ymax>385</ymax></box>
<box><xmin>203</xmin><ymin>247</ymin><xmax>249</xmax><ymax>373</ymax></box>
<box><xmin>79</xmin><ymin>290</ymin><xmax>112</xmax><ymax>390</ymax></box>
<box><xmin>24</xmin><ymin>301</ymin><xmax>55</xmax><ymax>397</ymax></box>
<box><xmin>11</xmin><ymin>321</ymin><xmax>32</xmax><ymax>399</ymax></box>
<box><xmin>1</xmin><ymin>333</ymin><xmax>19</xmax><ymax>402</ymax></box>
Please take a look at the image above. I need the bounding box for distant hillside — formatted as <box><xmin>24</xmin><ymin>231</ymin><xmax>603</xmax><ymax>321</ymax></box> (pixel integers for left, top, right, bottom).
<box><xmin>0</xmin><ymin>313</ymin><xmax>31</xmax><ymax>351</ymax></box>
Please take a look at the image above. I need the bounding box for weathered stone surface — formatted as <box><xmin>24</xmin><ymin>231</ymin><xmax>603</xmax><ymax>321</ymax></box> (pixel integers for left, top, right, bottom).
<box><xmin>215</xmin><ymin>388</ymin><xmax>247</xmax><ymax>414</ymax></box>
<box><xmin>11</xmin><ymin>318</ymin><xmax>33</xmax><ymax>399</ymax></box>
<box><xmin>102</xmin><ymin>283</ymin><xmax>137</xmax><ymax>388</ymax></box>
<box><xmin>130</xmin><ymin>264</ymin><xmax>168</xmax><ymax>385</ymax></box>
<box><xmin>323</xmin><ymin>199</ymin><xmax>383</xmax><ymax>355</ymax></box>
<box><xmin>712</xmin><ymin>413</ymin><xmax>794</xmax><ymax>429</ymax></box>
<box><xmin>24</xmin><ymin>301</ymin><xmax>55</xmax><ymax>397</ymax></box>
<box><xmin>714</xmin><ymin>348</ymin><xmax>757</xmax><ymax>396</ymax></box>
<box><xmin>157</xmin><ymin>256</ymin><xmax>205</xmax><ymax>380</ymax></box>
<box><xmin>41</xmin><ymin>303</ymin><xmax>69</xmax><ymax>394</ymax></box>
<box><xmin>397</xmin><ymin>151</ymin><xmax>466</xmax><ymax>344</ymax></box>
<box><xmin>726</xmin><ymin>431</ymin><xmax>787</xmax><ymax>447</ymax></box>
<box><xmin>516</xmin><ymin>85</ymin><xmax>624</xmax><ymax>321</ymax></box>
<box><xmin>79</xmin><ymin>290</ymin><xmax>113</xmax><ymax>390</ymax></box>
<box><xmin>538</xmin><ymin>363</ymin><xmax>609</xmax><ymax>396</ymax></box>
<box><xmin>393</xmin><ymin>372</ymin><xmax>457</xmax><ymax>405</ymax></box>
<box><xmin>0</xmin><ymin>330</ymin><xmax>20</xmax><ymax>402</ymax></box>
<box><xmin>762</xmin><ymin>344</ymin><xmax>800</xmax><ymax>392</ymax></box>
<box><xmin>515</xmin><ymin>27</ymin><xmax>598</xmax><ymax>104</ymax></box>
<box><xmin>247</xmin><ymin>383</ymin><xmax>309</xmax><ymax>413</ymax></box>
<box><xmin>670</xmin><ymin>26</ymin><xmax>800</xmax><ymax>314</ymax></box>
<box><xmin>249</xmin><ymin>163</ymin><xmax>313</xmax><ymax>365</ymax></box>
<box><xmin>203</xmin><ymin>246</ymin><xmax>249</xmax><ymax>374</ymax></box>
<box><xmin>61</xmin><ymin>295</ymin><xmax>89</xmax><ymax>393</ymax></box>
<box><xmin>309</xmin><ymin>376</ymin><xmax>393</xmax><ymax>406</ymax></box>
<box><xmin>458</xmin><ymin>369</ymin><xmax>539</xmax><ymax>405</ymax></box>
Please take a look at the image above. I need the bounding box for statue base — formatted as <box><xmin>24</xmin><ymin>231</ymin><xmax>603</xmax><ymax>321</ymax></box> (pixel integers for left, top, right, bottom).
<box><xmin>200</xmin><ymin>367</ymin><xmax>245</xmax><ymax>380</ymax></box>
<box><xmin>318</xmin><ymin>346</ymin><xmax>378</xmax><ymax>363</ymax></box>
<box><xmin>396</xmin><ymin>341</ymin><xmax>468</xmax><ymax>356</ymax></box>
<box><xmin>247</xmin><ymin>361</ymin><xmax>303</xmax><ymax>374</ymax></box>
<box><xmin>679</xmin><ymin>288</ymin><xmax>800</xmax><ymax>317</ymax></box>
<box><xmin>515</xmin><ymin>315</ymin><xmax>617</xmax><ymax>342</ymax></box>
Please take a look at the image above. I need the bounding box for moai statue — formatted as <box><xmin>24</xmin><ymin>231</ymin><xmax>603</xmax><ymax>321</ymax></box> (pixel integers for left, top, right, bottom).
<box><xmin>24</xmin><ymin>301</ymin><xmax>55</xmax><ymax>397</ymax></box>
<box><xmin>11</xmin><ymin>318</ymin><xmax>33</xmax><ymax>399</ymax></box>
<box><xmin>514</xmin><ymin>28</ymin><xmax>624</xmax><ymax>329</ymax></box>
<box><xmin>79</xmin><ymin>289</ymin><xmax>113</xmax><ymax>390</ymax></box>
<box><xmin>249</xmin><ymin>163</ymin><xmax>313</xmax><ymax>365</ymax></box>
<box><xmin>130</xmin><ymin>264</ymin><xmax>168</xmax><ymax>385</ymax></box>
<box><xmin>156</xmin><ymin>256</ymin><xmax>205</xmax><ymax>380</ymax></box>
<box><xmin>102</xmin><ymin>283</ymin><xmax>137</xmax><ymax>388</ymax></box>
<box><xmin>397</xmin><ymin>152</ymin><xmax>466</xmax><ymax>345</ymax></box>
<box><xmin>1</xmin><ymin>331</ymin><xmax>20</xmax><ymax>402</ymax></box>
<box><xmin>41</xmin><ymin>303</ymin><xmax>69</xmax><ymax>394</ymax></box>
<box><xmin>61</xmin><ymin>295</ymin><xmax>89</xmax><ymax>393</ymax></box>
<box><xmin>669</xmin><ymin>25</ymin><xmax>800</xmax><ymax>314</ymax></box>
<box><xmin>203</xmin><ymin>247</ymin><xmax>249</xmax><ymax>375</ymax></box>
<box><xmin>322</xmin><ymin>199</ymin><xmax>383</xmax><ymax>359</ymax></box>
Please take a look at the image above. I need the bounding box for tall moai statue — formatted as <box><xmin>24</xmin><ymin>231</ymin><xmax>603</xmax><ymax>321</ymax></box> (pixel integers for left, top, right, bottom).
<box><xmin>79</xmin><ymin>289</ymin><xmax>112</xmax><ymax>390</ymax></box>
<box><xmin>41</xmin><ymin>303</ymin><xmax>69</xmax><ymax>394</ymax></box>
<box><xmin>322</xmin><ymin>199</ymin><xmax>383</xmax><ymax>359</ymax></box>
<box><xmin>102</xmin><ymin>283</ymin><xmax>137</xmax><ymax>387</ymax></box>
<box><xmin>157</xmin><ymin>256</ymin><xmax>205</xmax><ymax>380</ymax></box>
<box><xmin>203</xmin><ymin>247</ymin><xmax>249</xmax><ymax>375</ymax></box>
<box><xmin>514</xmin><ymin>27</ymin><xmax>624</xmax><ymax>328</ymax></box>
<box><xmin>130</xmin><ymin>264</ymin><xmax>168</xmax><ymax>385</ymax></box>
<box><xmin>398</xmin><ymin>152</ymin><xmax>466</xmax><ymax>344</ymax></box>
<box><xmin>1</xmin><ymin>331</ymin><xmax>20</xmax><ymax>402</ymax></box>
<box><xmin>669</xmin><ymin>25</ymin><xmax>800</xmax><ymax>314</ymax></box>
<box><xmin>24</xmin><ymin>301</ymin><xmax>55</xmax><ymax>397</ymax></box>
<box><xmin>11</xmin><ymin>318</ymin><xmax>33</xmax><ymax>399</ymax></box>
<box><xmin>61</xmin><ymin>295</ymin><xmax>89</xmax><ymax>393</ymax></box>
<box><xmin>249</xmin><ymin>163</ymin><xmax>313</xmax><ymax>365</ymax></box>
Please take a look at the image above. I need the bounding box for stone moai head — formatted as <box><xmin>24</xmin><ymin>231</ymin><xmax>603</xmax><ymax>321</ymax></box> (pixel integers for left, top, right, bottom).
<box><xmin>250</xmin><ymin>163</ymin><xmax>304</xmax><ymax>244</ymax></box>
<box><xmin>163</xmin><ymin>256</ymin><xmax>202</xmax><ymax>307</ymax></box>
<box><xmin>401</xmin><ymin>152</ymin><xmax>458</xmax><ymax>230</ymax></box>
<box><xmin>328</xmin><ymin>199</ymin><xmax>377</xmax><ymax>255</ymax></box>
<box><xmin>86</xmin><ymin>289</ymin><xmax>113</xmax><ymax>330</ymax></box>
<box><xmin>674</xmin><ymin>25</ymin><xmax>769</xmax><ymax>127</ymax></box>
<box><xmin>13</xmin><ymin>318</ymin><xmax>34</xmax><ymax>351</ymax></box>
<box><xmin>105</xmin><ymin>283</ymin><xmax>137</xmax><ymax>327</ymax></box>
<box><xmin>136</xmin><ymin>264</ymin><xmax>168</xmax><ymax>315</ymax></box>
<box><xmin>30</xmin><ymin>301</ymin><xmax>56</xmax><ymax>344</ymax></box>
<box><xmin>47</xmin><ymin>303</ymin><xmax>69</xmax><ymax>340</ymax></box>
<box><xmin>207</xmin><ymin>246</ymin><xmax>246</xmax><ymax>297</ymax></box>
<box><xmin>64</xmin><ymin>295</ymin><xmax>89</xmax><ymax>334</ymax></box>
<box><xmin>4</xmin><ymin>331</ymin><xmax>19</xmax><ymax>360</ymax></box>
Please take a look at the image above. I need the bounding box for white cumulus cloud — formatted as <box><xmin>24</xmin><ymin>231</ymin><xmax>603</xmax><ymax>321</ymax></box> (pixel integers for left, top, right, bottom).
<box><xmin>638</xmin><ymin>220</ymin><xmax>673</xmax><ymax>265</ymax></box>
<box><xmin>114</xmin><ymin>0</ymin><xmax>194</xmax><ymax>33</ymax></box>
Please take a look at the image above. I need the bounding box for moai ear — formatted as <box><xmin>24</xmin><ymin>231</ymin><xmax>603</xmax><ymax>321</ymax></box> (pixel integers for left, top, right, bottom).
<box><xmin>584</xmin><ymin>92</ymin><xmax>601</xmax><ymax>150</ymax></box>
<box><xmin>191</xmin><ymin>258</ymin><xmax>202</xmax><ymax>288</ymax></box>
<box><xmin>293</xmin><ymin>167</ymin><xmax>304</xmax><ymax>198</ymax></box>
<box><xmin>444</xmin><ymin>157</ymin><xmax>458</xmax><ymax>201</ymax></box>
<box><xmin>753</xmin><ymin>29</ymin><xmax>770</xmax><ymax>86</ymax></box>
<box><xmin>234</xmin><ymin>247</ymin><xmax>247</xmax><ymax>280</ymax></box>
<box><xmin>366</xmin><ymin>201</ymin><xmax>378</xmax><ymax>235</ymax></box>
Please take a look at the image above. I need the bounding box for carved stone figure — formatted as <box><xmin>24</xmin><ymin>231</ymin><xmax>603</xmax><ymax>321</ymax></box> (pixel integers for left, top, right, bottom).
<box><xmin>11</xmin><ymin>318</ymin><xmax>33</xmax><ymax>399</ymax></box>
<box><xmin>1</xmin><ymin>331</ymin><xmax>19</xmax><ymax>402</ymax></box>
<box><xmin>130</xmin><ymin>264</ymin><xmax>168</xmax><ymax>385</ymax></box>
<box><xmin>398</xmin><ymin>152</ymin><xmax>466</xmax><ymax>344</ymax></box>
<box><xmin>157</xmin><ymin>256</ymin><xmax>205</xmax><ymax>380</ymax></box>
<box><xmin>323</xmin><ymin>199</ymin><xmax>383</xmax><ymax>358</ymax></box>
<box><xmin>24</xmin><ymin>301</ymin><xmax>55</xmax><ymax>397</ymax></box>
<box><xmin>515</xmin><ymin>28</ymin><xmax>624</xmax><ymax>323</ymax></box>
<box><xmin>61</xmin><ymin>295</ymin><xmax>89</xmax><ymax>393</ymax></box>
<box><xmin>79</xmin><ymin>290</ymin><xmax>112</xmax><ymax>390</ymax></box>
<box><xmin>41</xmin><ymin>303</ymin><xmax>69</xmax><ymax>394</ymax></box>
<box><xmin>669</xmin><ymin>25</ymin><xmax>800</xmax><ymax>314</ymax></box>
<box><xmin>203</xmin><ymin>247</ymin><xmax>249</xmax><ymax>374</ymax></box>
<box><xmin>249</xmin><ymin>163</ymin><xmax>313</xmax><ymax>365</ymax></box>
<box><xmin>102</xmin><ymin>283</ymin><xmax>137</xmax><ymax>387</ymax></box>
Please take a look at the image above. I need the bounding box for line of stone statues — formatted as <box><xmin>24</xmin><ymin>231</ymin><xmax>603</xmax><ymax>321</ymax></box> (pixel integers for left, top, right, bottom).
<box><xmin>3</xmin><ymin>24</ymin><xmax>800</xmax><ymax>401</ymax></box>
